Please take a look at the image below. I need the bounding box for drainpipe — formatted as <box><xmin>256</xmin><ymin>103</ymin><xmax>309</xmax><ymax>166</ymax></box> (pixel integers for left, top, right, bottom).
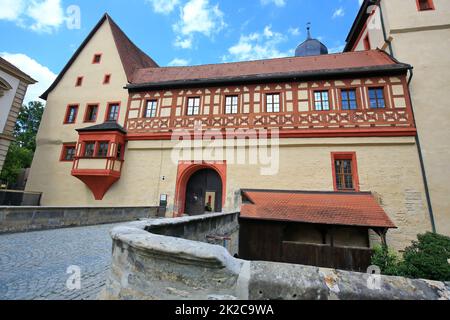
<box><xmin>377</xmin><ymin>1</ymin><xmax>394</xmax><ymax>57</ymax></box>
<box><xmin>407</xmin><ymin>69</ymin><xmax>437</xmax><ymax>233</ymax></box>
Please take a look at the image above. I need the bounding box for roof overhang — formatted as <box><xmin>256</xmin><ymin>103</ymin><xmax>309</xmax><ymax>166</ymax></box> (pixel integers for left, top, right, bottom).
<box><xmin>240</xmin><ymin>189</ymin><xmax>397</xmax><ymax>229</ymax></box>
<box><xmin>126</xmin><ymin>63</ymin><xmax>411</xmax><ymax>92</ymax></box>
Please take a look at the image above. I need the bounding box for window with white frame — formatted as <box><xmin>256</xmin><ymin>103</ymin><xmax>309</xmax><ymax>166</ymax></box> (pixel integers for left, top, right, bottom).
<box><xmin>225</xmin><ymin>96</ymin><xmax>238</xmax><ymax>114</ymax></box>
<box><xmin>266</xmin><ymin>93</ymin><xmax>280</xmax><ymax>113</ymax></box>
<box><xmin>187</xmin><ymin>97</ymin><xmax>200</xmax><ymax>116</ymax></box>
<box><xmin>144</xmin><ymin>100</ymin><xmax>158</xmax><ymax>118</ymax></box>
<box><xmin>314</xmin><ymin>91</ymin><xmax>330</xmax><ymax>111</ymax></box>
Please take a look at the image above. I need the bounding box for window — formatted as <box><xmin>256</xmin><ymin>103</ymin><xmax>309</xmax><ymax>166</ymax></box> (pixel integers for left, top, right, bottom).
<box><xmin>75</xmin><ymin>77</ymin><xmax>83</xmax><ymax>87</ymax></box>
<box><xmin>332</xmin><ymin>153</ymin><xmax>359</xmax><ymax>192</ymax></box>
<box><xmin>225</xmin><ymin>96</ymin><xmax>238</xmax><ymax>114</ymax></box>
<box><xmin>187</xmin><ymin>97</ymin><xmax>200</xmax><ymax>116</ymax></box>
<box><xmin>363</xmin><ymin>35</ymin><xmax>371</xmax><ymax>50</ymax></box>
<box><xmin>341</xmin><ymin>90</ymin><xmax>358</xmax><ymax>110</ymax></box>
<box><xmin>144</xmin><ymin>100</ymin><xmax>158</xmax><ymax>118</ymax></box>
<box><xmin>117</xmin><ymin>144</ymin><xmax>123</xmax><ymax>160</ymax></box>
<box><xmin>97</xmin><ymin>142</ymin><xmax>109</xmax><ymax>157</ymax></box>
<box><xmin>64</xmin><ymin>105</ymin><xmax>78</xmax><ymax>124</ymax></box>
<box><xmin>103</xmin><ymin>74</ymin><xmax>111</xmax><ymax>84</ymax></box>
<box><xmin>92</xmin><ymin>54</ymin><xmax>102</xmax><ymax>64</ymax></box>
<box><xmin>61</xmin><ymin>144</ymin><xmax>76</xmax><ymax>161</ymax></box>
<box><xmin>84</xmin><ymin>104</ymin><xmax>98</xmax><ymax>122</ymax></box>
<box><xmin>314</xmin><ymin>91</ymin><xmax>330</xmax><ymax>111</ymax></box>
<box><xmin>417</xmin><ymin>0</ymin><xmax>434</xmax><ymax>11</ymax></box>
<box><xmin>84</xmin><ymin>142</ymin><xmax>95</xmax><ymax>157</ymax></box>
<box><xmin>106</xmin><ymin>103</ymin><xmax>120</xmax><ymax>121</ymax></box>
<box><xmin>368</xmin><ymin>88</ymin><xmax>386</xmax><ymax>109</ymax></box>
<box><xmin>266</xmin><ymin>93</ymin><xmax>280</xmax><ymax>113</ymax></box>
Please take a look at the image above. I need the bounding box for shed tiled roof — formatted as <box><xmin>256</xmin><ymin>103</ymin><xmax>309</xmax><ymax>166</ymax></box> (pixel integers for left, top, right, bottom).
<box><xmin>76</xmin><ymin>121</ymin><xmax>127</xmax><ymax>134</ymax></box>
<box><xmin>130</xmin><ymin>50</ymin><xmax>410</xmax><ymax>87</ymax></box>
<box><xmin>240</xmin><ymin>190</ymin><xmax>396</xmax><ymax>229</ymax></box>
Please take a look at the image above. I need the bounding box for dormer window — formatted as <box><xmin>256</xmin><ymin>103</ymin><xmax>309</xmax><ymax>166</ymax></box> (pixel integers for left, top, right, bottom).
<box><xmin>417</xmin><ymin>0</ymin><xmax>434</xmax><ymax>11</ymax></box>
<box><xmin>92</xmin><ymin>54</ymin><xmax>102</xmax><ymax>64</ymax></box>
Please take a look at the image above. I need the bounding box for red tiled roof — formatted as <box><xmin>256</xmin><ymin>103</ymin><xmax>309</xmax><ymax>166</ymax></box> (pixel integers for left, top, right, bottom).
<box><xmin>131</xmin><ymin>50</ymin><xmax>408</xmax><ymax>85</ymax></box>
<box><xmin>240</xmin><ymin>190</ymin><xmax>396</xmax><ymax>229</ymax></box>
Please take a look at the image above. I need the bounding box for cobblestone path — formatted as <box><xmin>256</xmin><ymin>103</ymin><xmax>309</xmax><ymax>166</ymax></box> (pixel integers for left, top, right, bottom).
<box><xmin>0</xmin><ymin>223</ymin><xmax>122</xmax><ymax>300</ymax></box>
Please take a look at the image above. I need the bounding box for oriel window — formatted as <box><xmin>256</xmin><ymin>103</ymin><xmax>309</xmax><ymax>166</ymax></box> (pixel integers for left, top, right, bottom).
<box><xmin>84</xmin><ymin>142</ymin><xmax>95</xmax><ymax>157</ymax></box>
<box><xmin>97</xmin><ymin>142</ymin><xmax>109</xmax><ymax>158</ymax></box>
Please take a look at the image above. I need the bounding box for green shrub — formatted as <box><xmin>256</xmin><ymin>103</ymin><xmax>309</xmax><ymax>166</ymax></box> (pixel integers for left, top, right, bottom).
<box><xmin>400</xmin><ymin>232</ymin><xmax>450</xmax><ymax>281</ymax></box>
<box><xmin>371</xmin><ymin>232</ymin><xmax>450</xmax><ymax>282</ymax></box>
<box><xmin>371</xmin><ymin>245</ymin><xmax>402</xmax><ymax>276</ymax></box>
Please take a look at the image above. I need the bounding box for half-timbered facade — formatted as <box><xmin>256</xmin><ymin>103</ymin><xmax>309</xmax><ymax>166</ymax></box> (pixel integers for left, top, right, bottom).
<box><xmin>26</xmin><ymin>13</ymin><xmax>434</xmax><ymax>251</ymax></box>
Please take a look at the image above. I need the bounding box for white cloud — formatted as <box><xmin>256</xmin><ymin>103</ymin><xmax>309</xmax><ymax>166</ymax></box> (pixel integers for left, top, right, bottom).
<box><xmin>288</xmin><ymin>27</ymin><xmax>300</xmax><ymax>36</ymax></box>
<box><xmin>173</xmin><ymin>0</ymin><xmax>225</xmax><ymax>49</ymax></box>
<box><xmin>261</xmin><ymin>0</ymin><xmax>286</xmax><ymax>7</ymax></box>
<box><xmin>145</xmin><ymin>0</ymin><xmax>179</xmax><ymax>14</ymax></box>
<box><xmin>0</xmin><ymin>52</ymin><xmax>57</xmax><ymax>103</ymax></box>
<box><xmin>224</xmin><ymin>26</ymin><xmax>289</xmax><ymax>62</ymax></box>
<box><xmin>168</xmin><ymin>58</ymin><xmax>190</xmax><ymax>66</ymax></box>
<box><xmin>0</xmin><ymin>0</ymin><xmax>66</xmax><ymax>33</ymax></box>
<box><xmin>332</xmin><ymin>7</ymin><xmax>345</xmax><ymax>19</ymax></box>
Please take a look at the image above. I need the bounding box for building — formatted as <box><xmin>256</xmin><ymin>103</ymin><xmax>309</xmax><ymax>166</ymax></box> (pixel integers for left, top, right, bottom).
<box><xmin>26</xmin><ymin>13</ymin><xmax>434</xmax><ymax>252</ymax></box>
<box><xmin>344</xmin><ymin>0</ymin><xmax>450</xmax><ymax>237</ymax></box>
<box><xmin>0</xmin><ymin>57</ymin><xmax>36</xmax><ymax>173</ymax></box>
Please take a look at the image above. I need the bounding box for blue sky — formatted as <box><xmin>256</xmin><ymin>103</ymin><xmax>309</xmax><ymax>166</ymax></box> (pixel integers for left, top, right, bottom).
<box><xmin>0</xmin><ymin>0</ymin><xmax>363</xmax><ymax>102</ymax></box>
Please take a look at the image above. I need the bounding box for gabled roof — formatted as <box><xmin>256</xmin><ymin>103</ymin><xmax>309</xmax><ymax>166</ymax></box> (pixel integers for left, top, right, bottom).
<box><xmin>128</xmin><ymin>50</ymin><xmax>411</xmax><ymax>90</ymax></box>
<box><xmin>40</xmin><ymin>13</ymin><xmax>158</xmax><ymax>100</ymax></box>
<box><xmin>76</xmin><ymin>121</ymin><xmax>127</xmax><ymax>134</ymax></box>
<box><xmin>240</xmin><ymin>189</ymin><xmax>397</xmax><ymax>229</ymax></box>
<box><xmin>0</xmin><ymin>57</ymin><xmax>37</xmax><ymax>84</ymax></box>
<box><xmin>344</xmin><ymin>0</ymin><xmax>377</xmax><ymax>52</ymax></box>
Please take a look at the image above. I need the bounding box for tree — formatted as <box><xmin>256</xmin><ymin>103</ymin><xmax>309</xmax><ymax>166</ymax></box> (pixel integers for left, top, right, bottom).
<box><xmin>0</xmin><ymin>101</ymin><xmax>44</xmax><ymax>187</ymax></box>
<box><xmin>14</xmin><ymin>101</ymin><xmax>44</xmax><ymax>152</ymax></box>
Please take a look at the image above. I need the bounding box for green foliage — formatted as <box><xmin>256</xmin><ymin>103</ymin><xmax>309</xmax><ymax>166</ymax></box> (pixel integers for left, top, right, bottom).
<box><xmin>14</xmin><ymin>101</ymin><xmax>44</xmax><ymax>152</ymax></box>
<box><xmin>371</xmin><ymin>245</ymin><xmax>402</xmax><ymax>276</ymax></box>
<box><xmin>0</xmin><ymin>101</ymin><xmax>44</xmax><ymax>187</ymax></box>
<box><xmin>401</xmin><ymin>232</ymin><xmax>450</xmax><ymax>281</ymax></box>
<box><xmin>371</xmin><ymin>232</ymin><xmax>450</xmax><ymax>282</ymax></box>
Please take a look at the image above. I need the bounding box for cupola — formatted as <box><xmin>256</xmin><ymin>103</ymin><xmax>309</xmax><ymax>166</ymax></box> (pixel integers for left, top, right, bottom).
<box><xmin>295</xmin><ymin>23</ymin><xmax>328</xmax><ymax>57</ymax></box>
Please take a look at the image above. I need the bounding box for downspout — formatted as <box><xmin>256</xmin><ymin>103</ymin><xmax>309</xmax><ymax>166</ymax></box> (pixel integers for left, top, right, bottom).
<box><xmin>377</xmin><ymin>0</ymin><xmax>394</xmax><ymax>57</ymax></box>
<box><xmin>407</xmin><ymin>69</ymin><xmax>437</xmax><ymax>233</ymax></box>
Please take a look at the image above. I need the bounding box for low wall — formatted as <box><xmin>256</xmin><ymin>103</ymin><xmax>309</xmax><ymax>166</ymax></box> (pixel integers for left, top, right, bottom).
<box><xmin>104</xmin><ymin>213</ymin><xmax>450</xmax><ymax>300</ymax></box>
<box><xmin>0</xmin><ymin>206</ymin><xmax>166</xmax><ymax>234</ymax></box>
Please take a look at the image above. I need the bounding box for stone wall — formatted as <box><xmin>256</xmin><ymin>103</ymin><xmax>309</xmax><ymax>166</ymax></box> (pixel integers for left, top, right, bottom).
<box><xmin>104</xmin><ymin>213</ymin><xmax>450</xmax><ymax>300</ymax></box>
<box><xmin>0</xmin><ymin>206</ymin><xmax>165</xmax><ymax>234</ymax></box>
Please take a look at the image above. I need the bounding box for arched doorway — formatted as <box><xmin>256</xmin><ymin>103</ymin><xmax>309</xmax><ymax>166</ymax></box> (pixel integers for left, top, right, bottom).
<box><xmin>184</xmin><ymin>169</ymin><xmax>223</xmax><ymax>216</ymax></box>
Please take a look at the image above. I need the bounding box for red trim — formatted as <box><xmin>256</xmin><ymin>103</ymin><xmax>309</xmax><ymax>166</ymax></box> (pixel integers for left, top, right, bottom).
<box><xmin>416</xmin><ymin>0</ymin><xmax>435</xmax><ymax>11</ymax></box>
<box><xmin>350</xmin><ymin>6</ymin><xmax>377</xmax><ymax>51</ymax></box>
<box><xmin>105</xmin><ymin>101</ymin><xmax>121</xmax><ymax>122</ymax></box>
<box><xmin>63</xmin><ymin>104</ymin><xmax>79</xmax><ymax>124</ymax></box>
<box><xmin>75</xmin><ymin>76</ymin><xmax>83</xmax><ymax>87</ymax></box>
<box><xmin>83</xmin><ymin>103</ymin><xmax>99</xmax><ymax>123</ymax></box>
<box><xmin>174</xmin><ymin>161</ymin><xmax>227</xmax><ymax>217</ymax></box>
<box><xmin>60</xmin><ymin>143</ymin><xmax>76</xmax><ymax>162</ymax></box>
<box><xmin>126</xmin><ymin>128</ymin><xmax>417</xmax><ymax>141</ymax></box>
<box><xmin>363</xmin><ymin>34</ymin><xmax>371</xmax><ymax>50</ymax></box>
<box><xmin>103</xmin><ymin>74</ymin><xmax>111</xmax><ymax>84</ymax></box>
<box><xmin>92</xmin><ymin>53</ymin><xmax>102</xmax><ymax>64</ymax></box>
<box><xmin>331</xmin><ymin>152</ymin><xmax>360</xmax><ymax>192</ymax></box>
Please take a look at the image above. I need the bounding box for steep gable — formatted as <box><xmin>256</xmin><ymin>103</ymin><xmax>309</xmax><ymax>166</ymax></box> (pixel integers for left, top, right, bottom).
<box><xmin>40</xmin><ymin>13</ymin><xmax>158</xmax><ymax>100</ymax></box>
